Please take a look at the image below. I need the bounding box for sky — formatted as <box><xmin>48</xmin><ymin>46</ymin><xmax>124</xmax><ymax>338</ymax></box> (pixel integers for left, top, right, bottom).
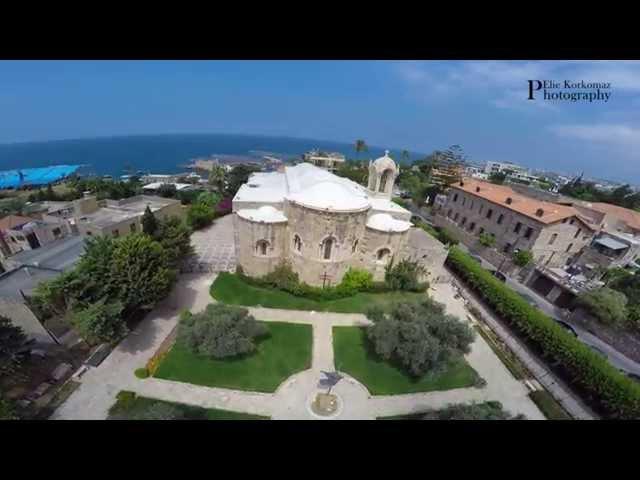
<box><xmin>0</xmin><ymin>60</ymin><xmax>639</xmax><ymax>183</ymax></box>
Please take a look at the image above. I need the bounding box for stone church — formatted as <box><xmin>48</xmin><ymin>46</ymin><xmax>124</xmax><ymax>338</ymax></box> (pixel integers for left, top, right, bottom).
<box><xmin>232</xmin><ymin>151</ymin><xmax>447</xmax><ymax>287</ymax></box>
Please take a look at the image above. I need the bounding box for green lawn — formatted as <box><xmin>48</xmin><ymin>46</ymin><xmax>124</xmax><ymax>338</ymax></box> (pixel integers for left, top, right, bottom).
<box><xmin>154</xmin><ymin>321</ymin><xmax>312</xmax><ymax>393</ymax></box>
<box><xmin>333</xmin><ymin>326</ymin><xmax>481</xmax><ymax>395</ymax></box>
<box><xmin>108</xmin><ymin>391</ymin><xmax>268</xmax><ymax>420</ymax></box>
<box><xmin>210</xmin><ymin>272</ymin><xmax>425</xmax><ymax>313</ymax></box>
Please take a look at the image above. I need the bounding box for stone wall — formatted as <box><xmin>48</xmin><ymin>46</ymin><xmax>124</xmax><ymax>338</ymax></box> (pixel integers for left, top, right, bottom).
<box><xmin>355</xmin><ymin>227</ymin><xmax>410</xmax><ymax>281</ymax></box>
<box><xmin>285</xmin><ymin>202</ymin><xmax>368</xmax><ymax>286</ymax></box>
<box><xmin>235</xmin><ymin>214</ymin><xmax>288</xmax><ymax>278</ymax></box>
<box><xmin>0</xmin><ymin>298</ymin><xmax>57</xmax><ymax>344</ymax></box>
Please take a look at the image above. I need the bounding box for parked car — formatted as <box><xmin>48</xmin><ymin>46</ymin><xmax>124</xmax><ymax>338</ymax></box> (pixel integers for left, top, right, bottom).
<box><xmin>554</xmin><ymin>320</ymin><xmax>578</xmax><ymax>337</ymax></box>
<box><xmin>492</xmin><ymin>271</ymin><xmax>507</xmax><ymax>282</ymax></box>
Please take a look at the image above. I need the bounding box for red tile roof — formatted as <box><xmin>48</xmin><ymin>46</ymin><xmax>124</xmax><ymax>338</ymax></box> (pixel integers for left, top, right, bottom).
<box><xmin>451</xmin><ymin>178</ymin><xmax>594</xmax><ymax>228</ymax></box>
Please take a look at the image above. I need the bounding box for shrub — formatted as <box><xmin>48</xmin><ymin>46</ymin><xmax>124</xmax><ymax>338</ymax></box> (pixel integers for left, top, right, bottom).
<box><xmin>141</xmin><ymin>205</ymin><xmax>158</xmax><ymax>235</ymax></box>
<box><xmin>366</xmin><ymin>298</ymin><xmax>475</xmax><ymax>377</ymax></box>
<box><xmin>135</xmin><ymin>368</ymin><xmax>149</xmax><ymax>379</ymax></box>
<box><xmin>0</xmin><ymin>394</ymin><xmax>18</xmax><ymax>420</ymax></box>
<box><xmin>446</xmin><ymin>246</ymin><xmax>640</xmax><ymax>419</ymax></box>
<box><xmin>153</xmin><ymin>216</ymin><xmax>193</xmax><ymax>268</ymax></box>
<box><xmin>576</xmin><ymin>288</ymin><xmax>628</xmax><ymax>327</ymax></box>
<box><xmin>512</xmin><ymin>249</ymin><xmax>534</xmax><ymax>267</ymax></box>
<box><xmin>72</xmin><ymin>299</ymin><xmax>127</xmax><ymax>344</ymax></box>
<box><xmin>421</xmin><ymin>401</ymin><xmax>524</xmax><ymax>420</ymax></box>
<box><xmin>130</xmin><ymin>402</ymin><xmax>184</xmax><ymax>420</ymax></box>
<box><xmin>478</xmin><ymin>232</ymin><xmax>496</xmax><ymax>247</ymax></box>
<box><xmin>187</xmin><ymin>202</ymin><xmax>216</xmax><ymax>229</ymax></box>
<box><xmin>436</xmin><ymin>227</ymin><xmax>458</xmax><ymax>246</ymax></box>
<box><xmin>338</xmin><ymin>268</ymin><xmax>373</xmax><ymax>296</ymax></box>
<box><xmin>384</xmin><ymin>257</ymin><xmax>428</xmax><ymax>292</ymax></box>
<box><xmin>0</xmin><ymin>315</ymin><xmax>27</xmax><ymax>378</ymax></box>
<box><xmin>176</xmin><ymin>304</ymin><xmax>269</xmax><ymax>359</ymax></box>
<box><xmin>260</xmin><ymin>261</ymin><xmax>300</xmax><ymax>291</ymax></box>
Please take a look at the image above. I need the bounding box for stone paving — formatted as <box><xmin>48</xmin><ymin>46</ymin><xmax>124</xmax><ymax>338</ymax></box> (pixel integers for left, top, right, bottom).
<box><xmin>186</xmin><ymin>214</ymin><xmax>236</xmax><ymax>272</ymax></box>
<box><xmin>52</xmin><ymin>274</ymin><xmax>544</xmax><ymax>420</ymax></box>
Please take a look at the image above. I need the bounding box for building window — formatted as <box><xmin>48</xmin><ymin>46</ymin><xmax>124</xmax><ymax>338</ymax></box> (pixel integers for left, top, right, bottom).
<box><xmin>514</xmin><ymin>222</ymin><xmax>522</xmax><ymax>234</ymax></box>
<box><xmin>566</xmin><ymin>243</ymin><xmax>573</xmax><ymax>252</ymax></box>
<box><xmin>462</xmin><ymin>197</ymin><xmax>466</xmax><ymax>206</ymax></box>
<box><xmin>379</xmin><ymin>169</ymin><xmax>393</xmax><ymax>193</ymax></box>
<box><xmin>112</xmin><ymin>229</ymin><xmax>119</xmax><ymax>238</ymax></box>
<box><xmin>293</xmin><ymin>234</ymin><xmax>302</xmax><ymax>252</ymax></box>
<box><xmin>86</xmin><ymin>231</ymin><xmax>93</xmax><ymax>236</ymax></box>
<box><xmin>524</xmin><ymin>227</ymin><xmax>534</xmax><ymax>239</ymax></box>
<box><xmin>478</xmin><ymin>227</ymin><xmax>484</xmax><ymax>235</ymax></box>
<box><xmin>461</xmin><ymin>217</ymin><xmax>467</xmax><ymax>227</ymax></box>
<box><xmin>469</xmin><ymin>222</ymin><xmax>476</xmax><ymax>232</ymax></box>
<box><xmin>256</xmin><ymin>240</ymin><xmax>269</xmax><ymax>256</ymax></box>
<box><xmin>486</xmin><ymin>209</ymin><xmax>493</xmax><ymax>219</ymax></box>
<box><xmin>377</xmin><ymin>248</ymin><xmax>391</xmax><ymax>262</ymax></box>
<box><xmin>574</xmin><ymin>228</ymin><xmax>582</xmax><ymax>239</ymax></box>
<box><xmin>569</xmin><ymin>218</ymin><xmax>575</xmax><ymax>225</ymax></box>
<box><xmin>447</xmin><ymin>209</ymin><xmax>453</xmax><ymax>218</ymax></box>
<box><xmin>470</xmin><ymin>200</ymin><xmax>474</xmax><ymax>210</ymax></box>
<box><xmin>454</xmin><ymin>213</ymin><xmax>459</xmax><ymax>222</ymax></box>
<box><xmin>497</xmin><ymin>214</ymin><xmax>504</xmax><ymax>225</ymax></box>
<box><xmin>130</xmin><ymin>223</ymin><xmax>137</xmax><ymax>233</ymax></box>
<box><xmin>562</xmin><ymin>218</ymin><xmax>568</xmax><ymax>223</ymax></box>
<box><xmin>352</xmin><ymin>239</ymin><xmax>358</xmax><ymax>253</ymax></box>
<box><xmin>453</xmin><ymin>193</ymin><xmax>458</xmax><ymax>202</ymax></box>
<box><xmin>52</xmin><ymin>227</ymin><xmax>62</xmax><ymax>238</ymax></box>
<box><xmin>479</xmin><ymin>205</ymin><xmax>484</xmax><ymax>215</ymax></box>
<box><xmin>548</xmin><ymin>233</ymin><xmax>558</xmax><ymax>245</ymax></box>
<box><xmin>321</xmin><ymin>237</ymin><xmax>334</xmax><ymax>260</ymax></box>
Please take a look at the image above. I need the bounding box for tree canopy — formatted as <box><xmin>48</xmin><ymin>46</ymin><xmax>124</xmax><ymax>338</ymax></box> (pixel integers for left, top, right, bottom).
<box><xmin>366</xmin><ymin>298</ymin><xmax>475</xmax><ymax>377</ymax></box>
<box><xmin>576</xmin><ymin>287</ymin><xmax>629</xmax><ymax>327</ymax></box>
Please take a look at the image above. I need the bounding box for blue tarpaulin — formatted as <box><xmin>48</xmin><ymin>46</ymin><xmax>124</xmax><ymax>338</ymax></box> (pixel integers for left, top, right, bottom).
<box><xmin>0</xmin><ymin>165</ymin><xmax>82</xmax><ymax>189</ymax></box>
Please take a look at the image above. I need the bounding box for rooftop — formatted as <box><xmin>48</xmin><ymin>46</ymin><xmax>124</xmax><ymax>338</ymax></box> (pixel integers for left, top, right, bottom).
<box><xmin>366</xmin><ymin>213</ymin><xmax>411</xmax><ymax>233</ymax></box>
<box><xmin>78</xmin><ymin>195</ymin><xmax>180</xmax><ymax>229</ymax></box>
<box><xmin>7</xmin><ymin>235</ymin><xmax>86</xmax><ymax>271</ymax></box>
<box><xmin>0</xmin><ymin>215</ymin><xmax>34</xmax><ymax>230</ymax></box>
<box><xmin>452</xmin><ymin>178</ymin><xmax>592</xmax><ymax>226</ymax></box>
<box><xmin>237</xmin><ymin>205</ymin><xmax>288</xmax><ymax>223</ymax></box>
<box><xmin>0</xmin><ymin>265</ymin><xmax>60</xmax><ymax>299</ymax></box>
<box><xmin>582</xmin><ymin>201</ymin><xmax>640</xmax><ymax>231</ymax></box>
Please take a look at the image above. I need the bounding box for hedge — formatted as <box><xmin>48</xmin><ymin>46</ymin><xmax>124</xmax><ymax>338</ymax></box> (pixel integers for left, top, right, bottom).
<box><xmin>446</xmin><ymin>246</ymin><xmax>640</xmax><ymax>419</ymax></box>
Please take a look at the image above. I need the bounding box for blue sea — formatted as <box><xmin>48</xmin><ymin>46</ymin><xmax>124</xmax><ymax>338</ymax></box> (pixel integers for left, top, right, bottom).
<box><xmin>0</xmin><ymin>134</ymin><xmax>424</xmax><ymax>178</ymax></box>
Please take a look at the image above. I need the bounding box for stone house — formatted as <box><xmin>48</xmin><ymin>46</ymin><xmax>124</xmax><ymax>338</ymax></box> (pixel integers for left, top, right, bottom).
<box><xmin>437</xmin><ymin>178</ymin><xmax>597</xmax><ymax>268</ymax></box>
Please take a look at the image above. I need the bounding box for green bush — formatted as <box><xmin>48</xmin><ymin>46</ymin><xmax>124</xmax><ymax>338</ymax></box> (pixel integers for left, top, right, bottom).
<box><xmin>512</xmin><ymin>249</ymin><xmax>534</xmax><ymax>267</ymax></box>
<box><xmin>338</xmin><ymin>268</ymin><xmax>374</xmax><ymax>295</ymax></box>
<box><xmin>576</xmin><ymin>287</ymin><xmax>629</xmax><ymax>327</ymax></box>
<box><xmin>421</xmin><ymin>401</ymin><xmax>524</xmax><ymax>420</ymax></box>
<box><xmin>135</xmin><ymin>368</ymin><xmax>150</xmax><ymax>379</ymax></box>
<box><xmin>446</xmin><ymin>246</ymin><xmax>640</xmax><ymax>419</ymax></box>
<box><xmin>478</xmin><ymin>232</ymin><xmax>496</xmax><ymax>247</ymax></box>
<box><xmin>384</xmin><ymin>257</ymin><xmax>428</xmax><ymax>292</ymax></box>
<box><xmin>436</xmin><ymin>227</ymin><xmax>458</xmax><ymax>246</ymax></box>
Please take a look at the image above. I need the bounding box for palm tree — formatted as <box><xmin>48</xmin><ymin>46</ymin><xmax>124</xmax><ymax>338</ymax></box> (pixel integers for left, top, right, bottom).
<box><xmin>355</xmin><ymin>139</ymin><xmax>368</xmax><ymax>160</ymax></box>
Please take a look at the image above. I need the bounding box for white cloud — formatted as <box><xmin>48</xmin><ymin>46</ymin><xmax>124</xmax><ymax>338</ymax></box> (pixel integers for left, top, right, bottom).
<box><xmin>395</xmin><ymin>60</ymin><xmax>640</xmax><ymax>111</ymax></box>
<box><xmin>549</xmin><ymin>123</ymin><xmax>640</xmax><ymax>149</ymax></box>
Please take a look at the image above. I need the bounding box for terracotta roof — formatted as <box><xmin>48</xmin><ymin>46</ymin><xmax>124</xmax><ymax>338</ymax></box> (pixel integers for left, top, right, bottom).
<box><xmin>582</xmin><ymin>202</ymin><xmax>640</xmax><ymax>231</ymax></box>
<box><xmin>452</xmin><ymin>178</ymin><xmax>592</xmax><ymax>227</ymax></box>
<box><xmin>0</xmin><ymin>215</ymin><xmax>33</xmax><ymax>230</ymax></box>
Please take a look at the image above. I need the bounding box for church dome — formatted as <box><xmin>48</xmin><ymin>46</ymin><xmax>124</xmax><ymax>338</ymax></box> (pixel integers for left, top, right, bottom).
<box><xmin>366</xmin><ymin>213</ymin><xmax>411</xmax><ymax>232</ymax></box>
<box><xmin>237</xmin><ymin>205</ymin><xmax>288</xmax><ymax>223</ymax></box>
<box><xmin>287</xmin><ymin>181</ymin><xmax>370</xmax><ymax>212</ymax></box>
<box><xmin>371</xmin><ymin>150</ymin><xmax>397</xmax><ymax>173</ymax></box>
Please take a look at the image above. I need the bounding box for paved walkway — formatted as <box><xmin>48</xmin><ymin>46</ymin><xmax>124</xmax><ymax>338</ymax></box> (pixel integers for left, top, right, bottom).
<box><xmin>186</xmin><ymin>215</ymin><xmax>236</xmax><ymax>272</ymax></box>
<box><xmin>53</xmin><ymin>275</ymin><xmax>544</xmax><ymax>420</ymax></box>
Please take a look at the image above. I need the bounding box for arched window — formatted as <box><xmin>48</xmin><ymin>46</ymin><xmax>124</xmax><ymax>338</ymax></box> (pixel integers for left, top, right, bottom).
<box><xmin>322</xmin><ymin>237</ymin><xmax>334</xmax><ymax>260</ymax></box>
<box><xmin>352</xmin><ymin>239</ymin><xmax>359</xmax><ymax>253</ymax></box>
<box><xmin>293</xmin><ymin>234</ymin><xmax>302</xmax><ymax>252</ymax></box>
<box><xmin>379</xmin><ymin>169</ymin><xmax>393</xmax><ymax>193</ymax></box>
<box><xmin>256</xmin><ymin>240</ymin><xmax>269</xmax><ymax>256</ymax></box>
<box><xmin>377</xmin><ymin>248</ymin><xmax>391</xmax><ymax>262</ymax></box>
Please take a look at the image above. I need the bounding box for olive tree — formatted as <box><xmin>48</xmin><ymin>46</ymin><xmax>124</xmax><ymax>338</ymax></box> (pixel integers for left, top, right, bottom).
<box><xmin>177</xmin><ymin>304</ymin><xmax>269</xmax><ymax>359</ymax></box>
<box><xmin>366</xmin><ymin>298</ymin><xmax>475</xmax><ymax>377</ymax></box>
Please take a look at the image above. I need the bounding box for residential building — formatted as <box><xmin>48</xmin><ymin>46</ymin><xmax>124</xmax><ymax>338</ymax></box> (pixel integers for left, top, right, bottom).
<box><xmin>141</xmin><ymin>182</ymin><xmax>197</xmax><ymax>194</ymax></box>
<box><xmin>430</xmin><ymin>161</ymin><xmax>464</xmax><ymax>188</ymax></box>
<box><xmin>302</xmin><ymin>150</ymin><xmax>346</xmax><ymax>173</ymax></box>
<box><xmin>233</xmin><ymin>151</ymin><xmax>447</xmax><ymax>286</ymax></box>
<box><xmin>484</xmin><ymin>161</ymin><xmax>528</xmax><ymax>176</ymax></box>
<box><xmin>0</xmin><ymin>214</ymin><xmax>72</xmax><ymax>260</ymax></box>
<box><xmin>573</xmin><ymin>231</ymin><xmax>640</xmax><ymax>275</ymax></box>
<box><xmin>436</xmin><ymin>178</ymin><xmax>597</xmax><ymax>268</ymax></box>
<box><xmin>2</xmin><ymin>235</ymin><xmax>86</xmax><ymax>272</ymax></box>
<box><xmin>72</xmin><ymin>194</ymin><xmax>184</xmax><ymax>238</ymax></box>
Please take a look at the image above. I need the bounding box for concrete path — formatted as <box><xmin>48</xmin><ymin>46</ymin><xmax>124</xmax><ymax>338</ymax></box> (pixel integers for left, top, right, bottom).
<box><xmin>53</xmin><ymin>274</ymin><xmax>544</xmax><ymax>420</ymax></box>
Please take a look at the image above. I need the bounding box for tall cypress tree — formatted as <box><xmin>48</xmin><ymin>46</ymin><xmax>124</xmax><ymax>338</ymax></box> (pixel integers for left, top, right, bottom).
<box><xmin>142</xmin><ymin>205</ymin><xmax>158</xmax><ymax>235</ymax></box>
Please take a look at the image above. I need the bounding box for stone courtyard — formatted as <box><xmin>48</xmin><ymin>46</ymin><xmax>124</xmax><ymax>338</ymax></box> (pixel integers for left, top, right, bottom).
<box><xmin>184</xmin><ymin>215</ymin><xmax>237</xmax><ymax>272</ymax></box>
